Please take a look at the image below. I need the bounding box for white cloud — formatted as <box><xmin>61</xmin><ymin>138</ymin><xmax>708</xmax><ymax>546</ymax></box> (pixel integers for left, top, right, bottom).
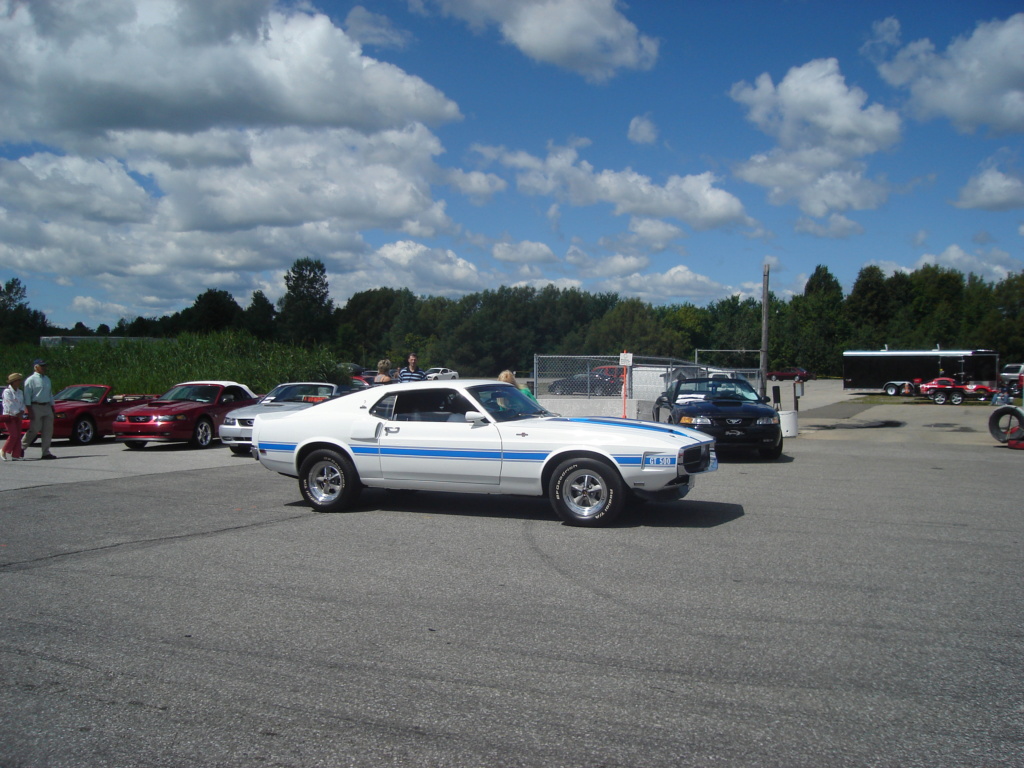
<box><xmin>731</xmin><ymin>58</ymin><xmax>900</xmax><ymax>216</ymax></box>
<box><xmin>492</xmin><ymin>240</ymin><xmax>556</xmax><ymax>264</ymax></box>
<box><xmin>0</xmin><ymin>154</ymin><xmax>152</xmax><ymax>224</ymax></box>
<box><xmin>418</xmin><ymin>0</ymin><xmax>658</xmax><ymax>82</ymax></box>
<box><xmin>446</xmin><ymin>168</ymin><xmax>508</xmax><ymax>203</ymax></box>
<box><xmin>955</xmin><ymin>165</ymin><xmax>1024</xmax><ymax>211</ymax></box>
<box><xmin>914</xmin><ymin>243</ymin><xmax>1023</xmax><ymax>282</ymax></box>
<box><xmin>868</xmin><ymin>14</ymin><xmax>1024</xmax><ymax>134</ymax></box>
<box><xmin>0</xmin><ymin>1</ymin><xmax>461</xmax><ymax>143</ymax></box>
<box><xmin>599</xmin><ymin>264</ymin><xmax>727</xmax><ymax>303</ymax></box>
<box><xmin>345</xmin><ymin>5</ymin><xmax>413</xmax><ymax>49</ymax></box>
<box><xmin>794</xmin><ymin>213</ymin><xmax>865</xmax><ymax>239</ymax></box>
<box><xmin>478</xmin><ymin>141</ymin><xmax>751</xmax><ymax>230</ymax></box>
<box><xmin>628</xmin><ymin>115</ymin><xmax>658</xmax><ymax>144</ymax></box>
<box><xmin>70</xmin><ymin>295</ymin><xmax>132</xmax><ymax>322</ymax></box>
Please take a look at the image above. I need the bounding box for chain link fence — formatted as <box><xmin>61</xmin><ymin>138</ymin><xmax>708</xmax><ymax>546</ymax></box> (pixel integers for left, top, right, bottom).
<box><xmin>528</xmin><ymin>355</ymin><xmax>762</xmax><ymax>420</ymax></box>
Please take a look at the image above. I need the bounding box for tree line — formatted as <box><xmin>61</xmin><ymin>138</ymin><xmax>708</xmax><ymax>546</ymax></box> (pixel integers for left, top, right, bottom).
<box><xmin>5</xmin><ymin>258</ymin><xmax>1023</xmax><ymax>377</ymax></box>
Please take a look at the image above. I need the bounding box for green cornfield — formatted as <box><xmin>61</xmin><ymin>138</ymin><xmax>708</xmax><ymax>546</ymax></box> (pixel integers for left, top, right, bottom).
<box><xmin>0</xmin><ymin>331</ymin><xmax>349</xmax><ymax>395</ymax></box>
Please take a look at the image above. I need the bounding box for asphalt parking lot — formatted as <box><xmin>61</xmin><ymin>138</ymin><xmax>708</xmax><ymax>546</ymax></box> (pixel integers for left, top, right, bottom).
<box><xmin>2</xmin><ymin>381</ymin><xmax>1022</xmax><ymax>767</ymax></box>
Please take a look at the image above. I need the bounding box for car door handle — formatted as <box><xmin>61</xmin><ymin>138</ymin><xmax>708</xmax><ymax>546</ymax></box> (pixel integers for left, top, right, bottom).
<box><xmin>384</xmin><ymin>426</ymin><xmax>400</xmax><ymax>434</ymax></box>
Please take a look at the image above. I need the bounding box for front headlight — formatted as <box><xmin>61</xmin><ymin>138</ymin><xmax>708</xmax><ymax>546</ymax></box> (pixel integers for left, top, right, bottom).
<box><xmin>756</xmin><ymin>414</ymin><xmax>781</xmax><ymax>425</ymax></box>
<box><xmin>55</xmin><ymin>413</ymin><xmax>67</xmax><ymax>419</ymax></box>
<box><xmin>676</xmin><ymin>415</ymin><xmax>712</xmax><ymax>425</ymax></box>
<box><xmin>155</xmin><ymin>414</ymin><xmax>188</xmax><ymax>422</ymax></box>
<box><xmin>223</xmin><ymin>417</ymin><xmax>236</xmax><ymax>426</ymax></box>
<box><xmin>115</xmin><ymin>414</ymin><xmax>126</xmax><ymax>422</ymax></box>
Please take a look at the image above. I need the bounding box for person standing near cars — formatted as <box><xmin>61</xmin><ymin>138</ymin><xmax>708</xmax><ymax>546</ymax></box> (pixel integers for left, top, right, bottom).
<box><xmin>498</xmin><ymin>370</ymin><xmax>539</xmax><ymax>403</ymax></box>
<box><xmin>398</xmin><ymin>352</ymin><xmax>427</xmax><ymax>383</ymax></box>
<box><xmin>2</xmin><ymin>372</ymin><xmax>26</xmax><ymax>461</ymax></box>
<box><xmin>21</xmin><ymin>359</ymin><xmax>56</xmax><ymax>460</ymax></box>
<box><xmin>374</xmin><ymin>358</ymin><xmax>393</xmax><ymax>384</ymax></box>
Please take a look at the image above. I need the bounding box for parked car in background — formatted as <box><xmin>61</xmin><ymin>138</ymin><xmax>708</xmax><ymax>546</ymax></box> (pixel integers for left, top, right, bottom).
<box><xmin>653</xmin><ymin>377</ymin><xmax>783</xmax><ymax>459</ymax></box>
<box><xmin>250</xmin><ymin>379</ymin><xmax>717</xmax><ymax>527</ymax></box>
<box><xmin>766</xmin><ymin>367</ymin><xmax>815</xmax><ymax>381</ymax></box>
<box><xmin>591</xmin><ymin>365</ymin><xmax>625</xmax><ymax>383</ymax></box>
<box><xmin>548</xmin><ymin>372</ymin><xmax>618</xmax><ymax>396</ymax></box>
<box><xmin>219</xmin><ymin>381</ymin><xmax>360</xmax><ymax>455</ymax></box>
<box><xmin>917</xmin><ymin>377</ymin><xmax>996</xmax><ymax>404</ymax></box>
<box><xmin>338</xmin><ymin>363</ymin><xmax>374</xmax><ymax>385</ymax></box>
<box><xmin>1000</xmin><ymin>363</ymin><xmax>1023</xmax><ymax>394</ymax></box>
<box><xmin>424</xmin><ymin>367</ymin><xmax>459</xmax><ymax>380</ymax></box>
<box><xmin>114</xmin><ymin>381</ymin><xmax>258</xmax><ymax>449</ymax></box>
<box><xmin>2</xmin><ymin>384</ymin><xmax>155</xmax><ymax>445</ymax></box>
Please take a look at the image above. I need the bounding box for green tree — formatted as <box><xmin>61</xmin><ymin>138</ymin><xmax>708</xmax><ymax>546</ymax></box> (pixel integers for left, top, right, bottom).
<box><xmin>583</xmin><ymin>298</ymin><xmax>682</xmax><ymax>356</ymax></box>
<box><xmin>0</xmin><ymin>277</ymin><xmax>50</xmax><ymax>345</ymax></box>
<box><xmin>277</xmin><ymin>258</ymin><xmax>335</xmax><ymax>346</ymax></box>
<box><xmin>179</xmin><ymin>288</ymin><xmax>242</xmax><ymax>334</ymax></box>
<box><xmin>844</xmin><ymin>265</ymin><xmax>889</xmax><ymax>348</ymax></box>
<box><xmin>242</xmin><ymin>290</ymin><xmax>277</xmax><ymax>340</ymax></box>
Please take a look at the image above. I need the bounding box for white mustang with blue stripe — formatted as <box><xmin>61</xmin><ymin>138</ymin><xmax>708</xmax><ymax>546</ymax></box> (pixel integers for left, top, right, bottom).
<box><xmin>252</xmin><ymin>379</ymin><xmax>717</xmax><ymax>527</ymax></box>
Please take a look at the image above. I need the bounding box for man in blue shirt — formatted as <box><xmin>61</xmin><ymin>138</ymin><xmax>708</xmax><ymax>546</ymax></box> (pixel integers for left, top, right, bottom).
<box><xmin>398</xmin><ymin>353</ymin><xmax>427</xmax><ymax>383</ymax></box>
<box><xmin>22</xmin><ymin>359</ymin><xmax>56</xmax><ymax>460</ymax></box>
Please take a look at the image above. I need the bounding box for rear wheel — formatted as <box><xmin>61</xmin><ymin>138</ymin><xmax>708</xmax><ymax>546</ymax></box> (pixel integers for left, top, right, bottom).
<box><xmin>950</xmin><ymin>391</ymin><xmax>964</xmax><ymax>405</ymax></box>
<box><xmin>299</xmin><ymin>449</ymin><xmax>362</xmax><ymax>512</ymax></box>
<box><xmin>189</xmin><ymin>417</ymin><xmax>214</xmax><ymax>448</ymax></box>
<box><xmin>229</xmin><ymin>445</ymin><xmax>251</xmax><ymax>456</ymax></box>
<box><xmin>884</xmin><ymin>383</ymin><xmax>899</xmax><ymax>396</ymax></box>
<box><xmin>932</xmin><ymin>391</ymin><xmax>947</xmax><ymax>405</ymax></box>
<box><xmin>71</xmin><ymin>416</ymin><xmax>97</xmax><ymax>445</ymax></box>
<box><xmin>548</xmin><ymin>458</ymin><xmax>625</xmax><ymax>527</ymax></box>
<box><xmin>989</xmin><ymin>406</ymin><xmax>1024</xmax><ymax>443</ymax></box>
<box><xmin>124</xmin><ymin>441</ymin><xmax>147</xmax><ymax>450</ymax></box>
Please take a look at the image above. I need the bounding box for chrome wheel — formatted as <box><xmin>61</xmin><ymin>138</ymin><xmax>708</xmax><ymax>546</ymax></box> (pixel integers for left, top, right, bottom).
<box><xmin>549</xmin><ymin>458</ymin><xmax>624</xmax><ymax>526</ymax></box>
<box><xmin>72</xmin><ymin>417</ymin><xmax>96</xmax><ymax>445</ymax></box>
<box><xmin>308</xmin><ymin>460</ymin><xmax>343</xmax><ymax>504</ymax></box>
<box><xmin>190</xmin><ymin>418</ymin><xmax>213</xmax><ymax>448</ymax></box>
<box><xmin>299</xmin><ymin>449</ymin><xmax>361</xmax><ymax>512</ymax></box>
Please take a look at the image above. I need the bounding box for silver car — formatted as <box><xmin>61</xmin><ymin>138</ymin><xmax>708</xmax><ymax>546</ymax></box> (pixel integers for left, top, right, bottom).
<box><xmin>424</xmin><ymin>367</ymin><xmax>459</xmax><ymax>380</ymax></box>
<box><xmin>219</xmin><ymin>382</ymin><xmax>356</xmax><ymax>455</ymax></box>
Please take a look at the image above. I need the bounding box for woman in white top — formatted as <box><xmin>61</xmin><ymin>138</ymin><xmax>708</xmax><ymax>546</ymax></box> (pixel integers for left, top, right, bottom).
<box><xmin>2</xmin><ymin>372</ymin><xmax>26</xmax><ymax>460</ymax></box>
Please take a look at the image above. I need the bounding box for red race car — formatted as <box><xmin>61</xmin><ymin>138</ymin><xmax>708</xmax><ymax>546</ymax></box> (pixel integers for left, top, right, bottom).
<box><xmin>917</xmin><ymin>377</ymin><xmax>996</xmax><ymax>404</ymax></box>
<box><xmin>113</xmin><ymin>380</ymin><xmax>258</xmax><ymax>449</ymax></box>
<box><xmin>2</xmin><ymin>384</ymin><xmax>156</xmax><ymax>445</ymax></box>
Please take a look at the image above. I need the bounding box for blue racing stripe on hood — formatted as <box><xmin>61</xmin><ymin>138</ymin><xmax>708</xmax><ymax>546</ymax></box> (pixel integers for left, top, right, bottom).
<box><xmin>552</xmin><ymin>417</ymin><xmax>688</xmax><ymax>437</ymax></box>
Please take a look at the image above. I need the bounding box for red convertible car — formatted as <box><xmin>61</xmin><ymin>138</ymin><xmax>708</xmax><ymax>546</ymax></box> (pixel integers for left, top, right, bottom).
<box><xmin>113</xmin><ymin>380</ymin><xmax>258</xmax><ymax>449</ymax></box>
<box><xmin>2</xmin><ymin>384</ymin><xmax>155</xmax><ymax>445</ymax></box>
<box><xmin>917</xmin><ymin>377</ymin><xmax>996</xmax><ymax>404</ymax></box>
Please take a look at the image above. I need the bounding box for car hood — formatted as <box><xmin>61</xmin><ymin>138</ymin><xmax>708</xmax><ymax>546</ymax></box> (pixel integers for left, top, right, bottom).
<box><xmin>121</xmin><ymin>400</ymin><xmax>205</xmax><ymax>415</ymax></box>
<box><xmin>228</xmin><ymin>401</ymin><xmax>319</xmax><ymax>419</ymax></box>
<box><xmin>518</xmin><ymin>415</ymin><xmax>714</xmax><ymax>447</ymax></box>
<box><xmin>671</xmin><ymin>399</ymin><xmax>774</xmax><ymax>417</ymax></box>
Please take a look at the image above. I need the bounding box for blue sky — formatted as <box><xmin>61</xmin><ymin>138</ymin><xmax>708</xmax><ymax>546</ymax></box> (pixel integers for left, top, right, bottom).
<box><xmin>0</xmin><ymin>0</ymin><xmax>1022</xmax><ymax>329</ymax></box>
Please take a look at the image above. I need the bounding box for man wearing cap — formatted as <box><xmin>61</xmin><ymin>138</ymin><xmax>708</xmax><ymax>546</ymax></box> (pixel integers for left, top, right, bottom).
<box><xmin>21</xmin><ymin>359</ymin><xmax>56</xmax><ymax>460</ymax></box>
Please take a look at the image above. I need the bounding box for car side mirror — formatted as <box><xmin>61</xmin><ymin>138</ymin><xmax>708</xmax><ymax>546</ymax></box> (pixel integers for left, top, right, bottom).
<box><xmin>464</xmin><ymin>410</ymin><xmax>488</xmax><ymax>424</ymax></box>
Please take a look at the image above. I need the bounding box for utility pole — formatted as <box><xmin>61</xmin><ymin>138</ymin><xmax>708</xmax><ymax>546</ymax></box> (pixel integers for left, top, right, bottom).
<box><xmin>760</xmin><ymin>264</ymin><xmax>769</xmax><ymax>397</ymax></box>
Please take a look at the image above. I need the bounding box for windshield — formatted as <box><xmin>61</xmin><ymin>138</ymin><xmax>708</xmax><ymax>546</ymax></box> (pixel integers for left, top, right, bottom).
<box><xmin>468</xmin><ymin>383</ymin><xmax>553</xmax><ymax>422</ymax></box>
<box><xmin>158</xmin><ymin>384</ymin><xmax>220</xmax><ymax>403</ymax></box>
<box><xmin>55</xmin><ymin>385</ymin><xmax>106</xmax><ymax>402</ymax></box>
<box><xmin>672</xmin><ymin>377</ymin><xmax>761</xmax><ymax>403</ymax></box>
<box><xmin>264</xmin><ymin>383</ymin><xmax>335</xmax><ymax>403</ymax></box>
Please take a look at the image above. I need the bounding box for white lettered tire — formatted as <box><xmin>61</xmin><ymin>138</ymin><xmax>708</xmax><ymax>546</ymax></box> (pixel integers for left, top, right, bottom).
<box><xmin>299</xmin><ymin>449</ymin><xmax>362</xmax><ymax>512</ymax></box>
<box><xmin>548</xmin><ymin>457</ymin><xmax>625</xmax><ymax>527</ymax></box>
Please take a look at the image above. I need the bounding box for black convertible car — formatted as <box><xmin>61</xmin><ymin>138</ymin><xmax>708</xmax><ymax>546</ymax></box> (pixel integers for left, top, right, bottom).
<box><xmin>653</xmin><ymin>377</ymin><xmax>783</xmax><ymax>459</ymax></box>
